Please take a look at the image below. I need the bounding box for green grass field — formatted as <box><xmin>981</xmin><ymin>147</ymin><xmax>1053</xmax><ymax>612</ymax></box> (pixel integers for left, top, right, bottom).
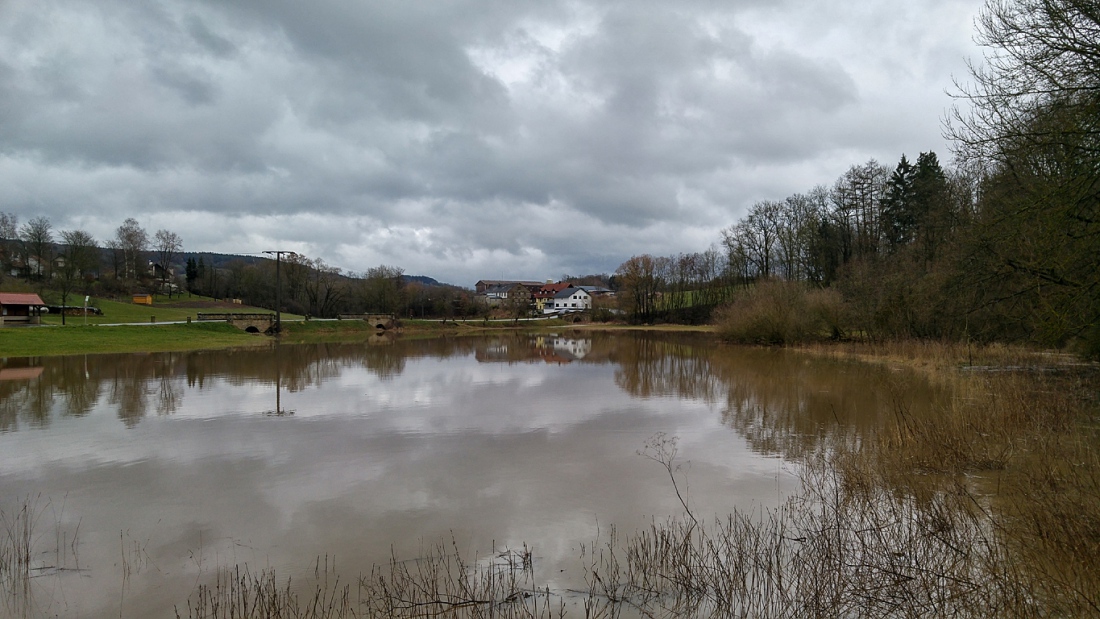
<box><xmin>40</xmin><ymin>294</ymin><xmax>304</xmax><ymax>326</ymax></box>
<box><xmin>0</xmin><ymin>322</ymin><xmax>268</xmax><ymax>357</ymax></box>
<box><xmin>0</xmin><ymin>294</ymin><xmax>310</xmax><ymax>357</ymax></box>
<box><xmin>4</xmin><ymin>299</ymin><xmax>612</xmax><ymax>357</ymax></box>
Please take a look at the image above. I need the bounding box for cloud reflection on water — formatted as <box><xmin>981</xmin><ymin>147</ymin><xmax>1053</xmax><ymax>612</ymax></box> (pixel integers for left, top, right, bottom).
<box><xmin>0</xmin><ymin>333</ymin><xmax>949</xmax><ymax>617</ymax></box>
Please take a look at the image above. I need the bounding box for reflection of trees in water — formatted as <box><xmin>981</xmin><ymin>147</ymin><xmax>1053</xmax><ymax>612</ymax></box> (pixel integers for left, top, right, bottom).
<box><xmin>360</xmin><ymin>344</ymin><xmax>405</xmax><ymax>380</ymax></box>
<box><xmin>613</xmin><ymin>333</ymin><xmax>722</xmax><ymax>402</ymax></box>
<box><xmin>720</xmin><ymin>358</ymin><xmax>951</xmax><ymax>459</ymax></box>
<box><xmin>0</xmin><ymin>373</ymin><xmax>38</xmax><ymax>431</ymax></box>
<box><xmin>59</xmin><ymin>356</ymin><xmax>101</xmax><ymax>417</ymax></box>
<box><xmin>610</xmin><ymin>335</ymin><xmax>953</xmax><ymax>460</ymax></box>
<box><xmin>154</xmin><ymin>354</ymin><xmax>184</xmax><ymax>416</ymax></box>
<box><xmin>0</xmin><ymin>335</ymin><xmax>945</xmax><ymax>449</ymax></box>
<box><xmin>157</xmin><ymin>374</ymin><xmax>181</xmax><ymax>416</ymax></box>
<box><xmin>0</xmin><ymin>356</ymin><xmax>107</xmax><ymax>430</ymax></box>
<box><xmin>108</xmin><ymin>355</ymin><xmax>155</xmax><ymax>428</ymax></box>
<box><xmin>21</xmin><ymin>368</ymin><xmax>54</xmax><ymax>427</ymax></box>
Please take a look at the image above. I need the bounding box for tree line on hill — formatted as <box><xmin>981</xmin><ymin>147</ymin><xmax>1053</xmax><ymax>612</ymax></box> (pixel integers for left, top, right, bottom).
<box><xmin>0</xmin><ymin>215</ymin><xmax>481</xmax><ymax>320</ymax></box>
<box><xmin>614</xmin><ymin>0</ymin><xmax>1098</xmax><ymax>357</ymax></box>
<box><xmin>184</xmin><ymin>256</ymin><xmax>477</xmax><ymax>319</ymax></box>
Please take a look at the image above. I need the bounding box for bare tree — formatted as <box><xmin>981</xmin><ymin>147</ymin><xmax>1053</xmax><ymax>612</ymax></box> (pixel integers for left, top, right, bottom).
<box><xmin>831</xmin><ymin>161</ymin><xmax>888</xmax><ymax>260</ymax></box>
<box><xmin>725</xmin><ymin>201</ymin><xmax>783</xmax><ymax>280</ymax></box>
<box><xmin>0</xmin><ymin>212</ymin><xmax>17</xmax><ymax>281</ymax></box>
<box><xmin>115</xmin><ymin>218</ymin><xmax>148</xmax><ymax>282</ymax></box>
<box><xmin>0</xmin><ymin>213</ymin><xmax>16</xmax><ymax>240</ymax></box>
<box><xmin>153</xmin><ymin>229</ymin><xmax>183</xmax><ymax>297</ymax></box>
<box><xmin>283</xmin><ymin>252</ymin><xmax>310</xmax><ymax>305</ymax></box>
<box><xmin>361</xmin><ymin>265</ymin><xmax>405</xmax><ymax>313</ymax></box>
<box><xmin>304</xmin><ymin>258</ymin><xmax>346</xmax><ymax>318</ymax></box>
<box><xmin>19</xmin><ymin>216</ymin><xmax>53</xmax><ymax>281</ymax></box>
<box><xmin>616</xmin><ymin>254</ymin><xmax>662</xmax><ymax>322</ymax></box>
<box><xmin>57</xmin><ymin>230</ymin><xmax>99</xmax><ymax>325</ymax></box>
<box><xmin>949</xmin><ymin>0</ymin><xmax>1100</xmax><ymax>164</ymax></box>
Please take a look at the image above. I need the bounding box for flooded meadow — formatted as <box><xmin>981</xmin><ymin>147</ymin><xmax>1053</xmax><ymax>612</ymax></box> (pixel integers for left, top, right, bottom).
<box><xmin>0</xmin><ymin>333</ymin><xmax>977</xmax><ymax>617</ymax></box>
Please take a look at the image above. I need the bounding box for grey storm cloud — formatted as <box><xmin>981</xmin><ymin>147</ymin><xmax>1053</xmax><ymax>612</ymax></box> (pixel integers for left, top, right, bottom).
<box><xmin>0</xmin><ymin>0</ymin><xmax>982</xmax><ymax>285</ymax></box>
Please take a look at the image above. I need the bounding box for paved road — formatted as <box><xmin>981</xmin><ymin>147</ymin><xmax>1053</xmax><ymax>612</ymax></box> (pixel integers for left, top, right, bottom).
<box><xmin>54</xmin><ymin>315</ymin><xmax>565</xmax><ymax>327</ymax></box>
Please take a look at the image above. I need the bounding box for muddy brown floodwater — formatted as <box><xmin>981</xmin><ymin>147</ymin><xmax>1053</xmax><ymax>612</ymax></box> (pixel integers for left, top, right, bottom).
<box><xmin>0</xmin><ymin>332</ymin><xmax>949</xmax><ymax>618</ymax></box>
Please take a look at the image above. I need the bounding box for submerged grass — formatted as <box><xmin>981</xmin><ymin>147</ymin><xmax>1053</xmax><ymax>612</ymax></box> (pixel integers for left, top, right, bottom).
<box><xmin>796</xmin><ymin>339</ymin><xmax>1075</xmax><ymax>374</ymax></box>
<box><xmin>177</xmin><ymin>543</ymin><xmax>564</xmax><ymax>619</ymax></box>
<box><xmin>1</xmin><ymin>496</ymin><xmax>82</xmax><ymax>618</ymax></box>
<box><xmin>0</xmin><ymin>500</ymin><xmax>34</xmax><ymax>615</ymax></box>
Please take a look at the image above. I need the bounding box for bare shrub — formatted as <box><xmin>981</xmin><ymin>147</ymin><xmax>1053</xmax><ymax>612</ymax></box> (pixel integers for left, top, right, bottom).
<box><xmin>716</xmin><ymin>279</ymin><xmax>846</xmax><ymax>345</ymax></box>
<box><xmin>572</xmin><ymin>449</ymin><xmax>1029</xmax><ymax>618</ymax></box>
<box><xmin>582</xmin><ymin>432</ymin><xmax>1096</xmax><ymax>617</ymax></box>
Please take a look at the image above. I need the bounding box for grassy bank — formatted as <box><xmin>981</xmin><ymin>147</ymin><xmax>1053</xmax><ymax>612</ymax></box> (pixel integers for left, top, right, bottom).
<box><xmin>39</xmin><ymin>294</ymin><xmax>306</xmax><ymax>326</ymax></box>
<box><xmin>0</xmin><ymin>322</ymin><xmax>267</xmax><ymax>357</ymax></box>
<box><xmin>0</xmin><ymin>316</ymin><xmax>584</xmax><ymax>358</ymax></box>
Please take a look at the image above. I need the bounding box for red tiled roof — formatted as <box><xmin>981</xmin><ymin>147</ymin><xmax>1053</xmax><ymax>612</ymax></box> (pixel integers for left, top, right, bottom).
<box><xmin>0</xmin><ymin>293</ymin><xmax>46</xmax><ymax>306</ymax></box>
<box><xmin>533</xmin><ymin>282</ymin><xmax>574</xmax><ymax>299</ymax></box>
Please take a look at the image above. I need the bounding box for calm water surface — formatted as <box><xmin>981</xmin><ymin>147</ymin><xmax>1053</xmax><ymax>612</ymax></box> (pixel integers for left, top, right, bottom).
<box><xmin>0</xmin><ymin>333</ymin><xmax>947</xmax><ymax>618</ymax></box>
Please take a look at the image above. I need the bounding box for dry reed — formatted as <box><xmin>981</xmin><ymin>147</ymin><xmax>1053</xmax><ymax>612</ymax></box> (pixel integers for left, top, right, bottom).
<box><xmin>175</xmin><ymin>561</ymin><xmax>354</xmax><ymax>619</ymax></box>
<box><xmin>178</xmin><ymin>542</ymin><xmax>565</xmax><ymax>619</ymax></box>
<box><xmin>1</xmin><ymin>495</ymin><xmax>82</xmax><ymax>618</ymax></box>
<box><xmin>0</xmin><ymin>499</ymin><xmax>34</xmax><ymax>615</ymax></box>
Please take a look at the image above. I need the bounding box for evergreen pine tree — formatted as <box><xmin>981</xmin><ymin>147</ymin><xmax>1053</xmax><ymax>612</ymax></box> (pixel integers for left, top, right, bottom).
<box><xmin>880</xmin><ymin>155</ymin><xmax>916</xmax><ymax>248</ymax></box>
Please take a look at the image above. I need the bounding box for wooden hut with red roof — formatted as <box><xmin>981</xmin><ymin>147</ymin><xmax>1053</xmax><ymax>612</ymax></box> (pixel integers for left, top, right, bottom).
<box><xmin>0</xmin><ymin>292</ymin><xmax>47</xmax><ymax>325</ymax></box>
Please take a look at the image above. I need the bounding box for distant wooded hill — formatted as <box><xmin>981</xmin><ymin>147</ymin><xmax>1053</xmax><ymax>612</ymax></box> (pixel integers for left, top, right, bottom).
<box><xmin>181</xmin><ymin>252</ymin><xmax>450</xmax><ymax>288</ymax></box>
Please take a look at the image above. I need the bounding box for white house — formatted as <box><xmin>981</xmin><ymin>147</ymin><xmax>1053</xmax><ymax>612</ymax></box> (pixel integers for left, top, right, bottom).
<box><xmin>551</xmin><ymin>287</ymin><xmax>591</xmax><ymax>312</ymax></box>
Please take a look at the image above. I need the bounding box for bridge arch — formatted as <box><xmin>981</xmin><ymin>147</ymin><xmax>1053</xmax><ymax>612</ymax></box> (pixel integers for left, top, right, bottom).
<box><xmin>336</xmin><ymin>314</ymin><xmax>397</xmax><ymax>329</ymax></box>
<box><xmin>196</xmin><ymin>313</ymin><xmax>276</xmax><ymax>333</ymax></box>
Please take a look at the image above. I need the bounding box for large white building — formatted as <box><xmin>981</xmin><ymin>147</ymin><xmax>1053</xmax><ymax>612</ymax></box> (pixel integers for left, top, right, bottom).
<box><xmin>551</xmin><ymin>287</ymin><xmax>591</xmax><ymax>312</ymax></box>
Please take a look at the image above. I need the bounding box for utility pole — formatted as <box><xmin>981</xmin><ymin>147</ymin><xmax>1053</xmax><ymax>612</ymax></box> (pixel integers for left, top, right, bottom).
<box><xmin>263</xmin><ymin>250</ymin><xmax>295</xmax><ymax>334</ymax></box>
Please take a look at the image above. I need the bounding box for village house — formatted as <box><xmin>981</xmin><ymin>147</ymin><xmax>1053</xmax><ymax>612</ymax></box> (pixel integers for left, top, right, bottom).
<box><xmin>551</xmin><ymin>287</ymin><xmax>592</xmax><ymax>313</ymax></box>
<box><xmin>474</xmin><ymin>279</ymin><xmax>542</xmax><ymax>294</ymax></box>
<box><xmin>148</xmin><ymin>261</ymin><xmax>175</xmax><ymax>280</ymax></box>
<box><xmin>473</xmin><ymin>279</ymin><xmax>603</xmax><ymax>315</ymax></box>
<box><xmin>578</xmin><ymin>285</ymin><xmax>615</xmax><ymax>298</ymax></box>
<box><xmin>533</xmin><ymin>282</ymin><xmax>574</xmax><ymax>314</ymax></box>
<box><xmin>479</xmin><ymin>282</ymin><xmax>533</xmax><ymax>307</ymax></box>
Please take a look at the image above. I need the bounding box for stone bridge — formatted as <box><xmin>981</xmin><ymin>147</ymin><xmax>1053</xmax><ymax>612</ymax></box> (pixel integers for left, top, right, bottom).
<box><xmin>196</xmin><ymin>312</ymin><xmax>276</xmax><ymax>333</ymax></box>
<box><xmin>336</xmin><ymin>314</ymin><xmax>397</xmax><ymax>329</ymax></box>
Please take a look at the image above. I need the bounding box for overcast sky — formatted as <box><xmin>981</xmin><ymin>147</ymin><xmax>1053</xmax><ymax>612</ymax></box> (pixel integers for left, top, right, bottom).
<box><xmin>0</xmin><ymin>0</ymin><xmax>983</xmax><ymax>286</ymax></box>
